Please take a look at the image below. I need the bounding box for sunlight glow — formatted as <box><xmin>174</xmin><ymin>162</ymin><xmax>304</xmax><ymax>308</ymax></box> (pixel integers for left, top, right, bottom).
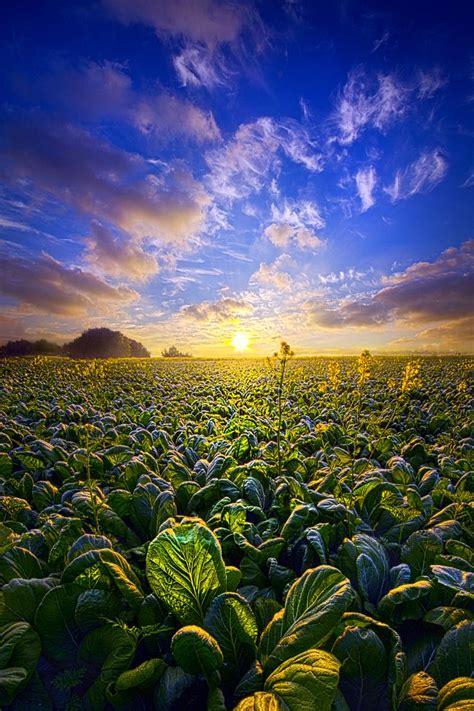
<box><xmin>231</xmin><ymin>332</ymin><xmax>250</xmax><ymax>352</ymax></box>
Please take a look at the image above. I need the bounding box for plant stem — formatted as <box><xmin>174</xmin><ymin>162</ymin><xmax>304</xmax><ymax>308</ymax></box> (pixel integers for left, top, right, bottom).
<box><xmin>276</xmin><ymin>357</ymin><xmax>287</xmax><ymax>478</ymax></box>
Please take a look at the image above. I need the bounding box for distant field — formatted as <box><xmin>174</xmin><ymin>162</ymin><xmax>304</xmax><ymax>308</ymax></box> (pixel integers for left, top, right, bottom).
<box><xmin>0</xmin><ymin>356</ymin><xmax>472</xmax><ymax>710</ymax></box>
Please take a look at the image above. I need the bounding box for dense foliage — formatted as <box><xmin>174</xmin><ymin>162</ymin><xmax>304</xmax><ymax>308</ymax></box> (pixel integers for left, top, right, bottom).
<box><xmin>65</xmin><ymin>329</ymin><xmax>150</xmax><ymax>359</ymax></box>
<box><xmin>0</xmin><ymin>339</ymin><xmax>63</xmax><ymax>357</ymax></box>
<box><xmin>161</xmin><ymin>346</ymin><xmax>192</xmax><ymax>358</ymax></box>
<box><xmin>0</xmin><ymin>355</ymin><xmax>472</xmax><ymax>710</ymax></box>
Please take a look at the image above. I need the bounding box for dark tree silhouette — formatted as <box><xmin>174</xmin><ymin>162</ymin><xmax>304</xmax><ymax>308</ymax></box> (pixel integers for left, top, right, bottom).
<box><xmin>65</xmin><ymin>328</ymin><xmax>150</xmax><ymax>359</ymax></box>
<box><xmin>161</xmin><ymin>345</ymin><xmax>192</xmax><ymax>358</ymax></box>
<box><xmin>0</xmin><ymin>339</ymin><xmax>63</xmax><ymax>357</ymax></box>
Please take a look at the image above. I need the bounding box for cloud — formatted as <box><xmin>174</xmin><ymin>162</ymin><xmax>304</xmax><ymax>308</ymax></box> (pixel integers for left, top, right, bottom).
<box><xmin>38</xmin><ymin>62</ymin><xmax>221</xmax><ymax>143</ymax></box>
<box><xmin>132</xmin><ymin>92</ymin><xmax>221</xmax><ymax>143</ymax></box>
<box><xmin>84</xmin><ymin>223</ymin><xmax>158</xmax><ymax>281</ymax></box>
<box><xmin>180</xmin><ymin>296</ymin><xmax>253</xmax><ymax>321</ymax></box>
<box><xmin>355</xmin><ymin>165</ymin><xmax>377</xmax><ymax>212</ymax></box>
<box><xmin>173</xmin><ymin>46</ymin><xmax>230</xmax><ymax>89</ymax></box>
<box><xmin>103</xmin><ymin>0</ymin><xmax>267</xmax><ymax>91</ymax></box>
<box><xmin>386</xmin><ymin>317</ymin><xmax>474</xmax><ymax>353</ymax></box>
<box><xmin>1</xmin><ymin>113</ymin><xmax>210</xmax><ymax>243</ymax></box>
<box><xmin>307</xmin><ymin>239</ymin><xmax>474</xmax><ymax>328</ymax></box>
<box><xmin>334</xmin><ymin>66</ymin><xmax>446</xmax><ymax>144</ymax></box>
<box><xmin>0</xmin><ymin>246</ymin><xmax>138</xmax><ymax>316</ymax></box>
<box><xmin>205</xmin><ymin>117</ymin><xmax>322</xmax><ymax>200</ymax></box>
<box><xmin>250</xmin><ymin>254</ymin><xmax>295</xmax><ymax>290</ymax></box>
<box><xmin>416</xmin><ymin>67</ymin><xmax>448</xmax><ymax>99</ymax></box>
<box><xmin>103</xmin><ymin>0</ymin><xmax>247</xmax><ymax>47</ymax></box>
<box><xmin>385</xmin><ymin>149</ymin><xmax>448</xmax><ymax>202</ymax></box>
<box><xmin>263</xmin><ymin>199</ymin><xmax>326</xmax><ymax>251</ymax></box>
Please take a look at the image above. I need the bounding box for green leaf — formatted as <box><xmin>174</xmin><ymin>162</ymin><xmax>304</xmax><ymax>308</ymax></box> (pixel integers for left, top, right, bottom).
<box><xmin>0</xmin><ymin>547</ymin><xmax>46</xmax><ymax>583</ymax></box>
<box><xmin>225</xmin><ymin>566</ymin><xmax>242</xmax><ymax>591</ymax></box>
<box><xmin>0</xmin><ymin>577</ymin><xmax>58</xmax><ymax>625</ymax></box>
<box><xmin>397</xmin><ymin>672</ymin><xmax>438</xmax><ymax>710</ymax></box>
<box><xmin>204</xmin><ymin>592</ymin><xmax>258</xmax><ymax>679</ymax></box>
<box><xmin>235</xmin><ymin>691</ymin><xmax>287</xmax><ymax>710</ymax></box>
<box><xmin>259</xmin><ymin>566</ymin><xmax>353</xmax><ymax>674</ymax></box>
<box><xmin>146</xmin><ymin>518</ymin><xmax>226</xmax><ymax>625</ymax></box>
<box><xmin>401</xmin><ymin>531</ymin><xmax>443</xmax><ymax>579</ymax></box>
<box><xmin>115</xmin><ymin>658</ymin><xmax>166</xmax><ymax>691</ymax></box>
<box><xmin>0</xmin><ymin>668</ymin><xmax>28</xmax><ymax>707</ymax></box>
<box><xmin>207</xmin><ymin>686</ymin><xmax>227</xmax><ymax>711</ymax></box>
<box><xmin>332</xmin><ymin>626</ymin><xmax>388</xmax><ymax>710</ymax></box>
<box><xmin>171</xmin><ymin>625</ymin><xmax>223</xmax><ymax>686</ymax></box>
<box><xmin>336</xmin><ymin>612</ymin><xmax>406</xmax><ymax>708</ymax></box>
<box><xmin>438</xmin><ymin>677</ymin><xmax>474</xmax><ymax>711</ymax></box>
<box><xmin>423</xmin><ymin>606</ymin><xmax>473</xmax><ymax>631</ymax></box>
<box><xmin>79</xmin><ymin>624</ymin><xmax>137</xmax><ymax>710</ymax></box>
<box><xmin>427</xmin><ymin>621</ymin><xmax>474</xmax><ymax>687</ymax></box>
<box><xmin>35</xmin><ymin>584</ymin><xmax>82</xmax><ymax>663</ymax></box>
<box><xmin>378</xmin><ymin>580</ymin><xmax>432</xmax><ymax>624</ymax></box>
<box><xmin>0</xmin><ymin>454</ymin><xmax>12</xmax><ymax>478</ymax></box>
<box><xmin>264</xmin><ymin>649</ymin><xmax>340</xmax><ymax>711</ymax></box>
<box><xmin>430</xmin><ymin>565</ymin><xmax>474</xmax><ymax>598</ymax></box>
<box><xmin>154</xmin><ymin>666</ymin><xmax>198</xmax><ymax>710</ymax></box>
<box><xmin>0</xmin><ymin>622</ymin><xmax>41</xmax><ymax>705</ymax></box>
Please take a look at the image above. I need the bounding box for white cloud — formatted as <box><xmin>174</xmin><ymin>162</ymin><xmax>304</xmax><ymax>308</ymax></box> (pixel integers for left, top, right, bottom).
<box><xmin>205</xmin><ymin>118</ymin><xmax>322</xmax><ymax>200</ymax></box>
<box><xmin>355</xmin><ymin>165</ymin><xmax>377</xmax><ymax>212</ymax></box>
<box><xmin>263</xmin><ymin>199</ymin><xmax>326</xmax><ymax>252</ymax></box>
<box><xmin>180</xmin><ymin>296</ymin><xmax>253</xmax><ymax>321</ymax></box>
<box><xmin>385</xmin><ymin>149</ymin><xmax>448</xmax><ymax>202</ymax></box>
<box><xmin>132</xmin><ymin>92</ymin><xmax>221</xmax><ymax>143</ymax></box>
<box><xmin>173</xmin><ymin>46</ymin><xmax>229</xmax><ymax>89</ymax></box>
<box><xmin>250</xmin><ymin>254</ymin><xmax>295</xmax><ymax>290</ymax></box>
<box><xmin>334</xmin><ymin>66</ymin><xmax>446</xmax><ymax>145</ymax></box>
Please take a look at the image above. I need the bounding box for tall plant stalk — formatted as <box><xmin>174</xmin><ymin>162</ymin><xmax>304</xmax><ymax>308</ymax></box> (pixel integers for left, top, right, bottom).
<box><xmin>269</xmin><ymin>341</ymin><xmax>294</xmax><ymax>477</ymax></box>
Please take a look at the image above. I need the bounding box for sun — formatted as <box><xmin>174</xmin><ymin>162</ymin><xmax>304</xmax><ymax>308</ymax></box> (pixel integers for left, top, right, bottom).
<box><xmin>231</xmin><ymin>332</ymin><xmax>250</xmax><ymax>352</ymax></box>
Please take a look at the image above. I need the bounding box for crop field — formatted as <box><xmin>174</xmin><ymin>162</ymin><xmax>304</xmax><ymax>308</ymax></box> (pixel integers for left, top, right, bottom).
<box><xmin>0</xmin><ymin>355</ymin><xmax>472</xmax><ymax>711</ymax></box>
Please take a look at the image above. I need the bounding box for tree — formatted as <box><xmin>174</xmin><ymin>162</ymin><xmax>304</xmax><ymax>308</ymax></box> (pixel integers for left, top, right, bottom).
<box><xmin>161</xmin><ymin>345</ymin><xmax>192</xmax><ymax>358</ymax></box>
<box><xmin>0</xmin><ymin>339</ymin><xmax>63</xmax><ymax>357</ymax></box>
<box><xmin>65</xmin><ymin>328</ymin><xmax>150</xmax><ymax>359</ymax></box>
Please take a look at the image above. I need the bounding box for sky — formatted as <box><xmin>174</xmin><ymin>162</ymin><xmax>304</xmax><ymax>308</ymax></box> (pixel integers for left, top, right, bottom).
<box><xmin>0</xmin><ymin>0</ymin><xmax>473</xmax><ymax>356</ymax></box>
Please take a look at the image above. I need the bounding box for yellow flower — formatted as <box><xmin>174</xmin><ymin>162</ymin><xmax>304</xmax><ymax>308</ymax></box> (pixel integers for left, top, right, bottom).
<box><xmin>357</xmin><ymin>350</ymin><xmax>373</xmax><ymax>386</ymax></box>
<box><xmin>401</xmin><ymin>360</ymin><xmax>422</xmax><ymax>394</ymax></box>
<box><xmin>328</xmin><ymin>361</ymin><xmax>341</xmax><ymax>389</ymax></box>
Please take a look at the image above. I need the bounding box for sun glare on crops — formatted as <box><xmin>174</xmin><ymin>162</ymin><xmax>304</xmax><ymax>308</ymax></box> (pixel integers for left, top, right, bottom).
<box><xmin>231</xmin><ymin>332</ymin><xmax>249</xmax><ymax>352</ymax></box>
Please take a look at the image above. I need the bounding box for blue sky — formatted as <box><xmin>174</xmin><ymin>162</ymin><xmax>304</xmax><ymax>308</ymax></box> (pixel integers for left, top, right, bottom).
<box><xmin>0</xmin><ymin>0</ymin><xmax>472</xmax><ymax>355</ymax></box>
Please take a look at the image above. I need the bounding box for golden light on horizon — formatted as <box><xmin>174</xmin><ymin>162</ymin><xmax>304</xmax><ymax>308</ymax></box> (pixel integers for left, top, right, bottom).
<box><xmin>231</xmin><ymin>332</ymin><xmax>250</xmax><ymax>352</ymax></box>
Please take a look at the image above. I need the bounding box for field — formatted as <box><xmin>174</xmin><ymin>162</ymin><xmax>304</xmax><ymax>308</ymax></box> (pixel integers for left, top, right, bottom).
<box><xmin>0</xmin><ymin>355</ymin><xmax>473</xmax><ymax>710</ymax></box>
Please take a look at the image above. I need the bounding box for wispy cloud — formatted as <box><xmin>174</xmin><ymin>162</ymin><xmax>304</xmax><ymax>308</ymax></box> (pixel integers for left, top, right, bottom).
<box><xmin>334</xmin><ymin>66</ymin><xmax>447</xmax><ymax>144</ymax></box>
<box><xmin>355</xmin><ymin>165</ymin><xmax>377</xmax><ymax>212</ymax></box>
<box><xmin>173</xmin><ymin>46</ymin><xmax>230</xmax><ymax>89</ymax></box>
<box><xmin>205</xmin><ymin>117</ymin><xmax>322</xmax><ymax>200</ymax></box>
<box><xmin>0</xmin><ymin>244</ymin><xmax>138</xmax><ymax>316</ymax></box>
<box><xmin>104</xmin><ymin>0</ymin><xmax>267</xmax><ymax>92</ymax></box>
<box><xmin>385</xmin><ymin>149</ymin><xmax>448</xmax><ymax>202</ymax></box>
